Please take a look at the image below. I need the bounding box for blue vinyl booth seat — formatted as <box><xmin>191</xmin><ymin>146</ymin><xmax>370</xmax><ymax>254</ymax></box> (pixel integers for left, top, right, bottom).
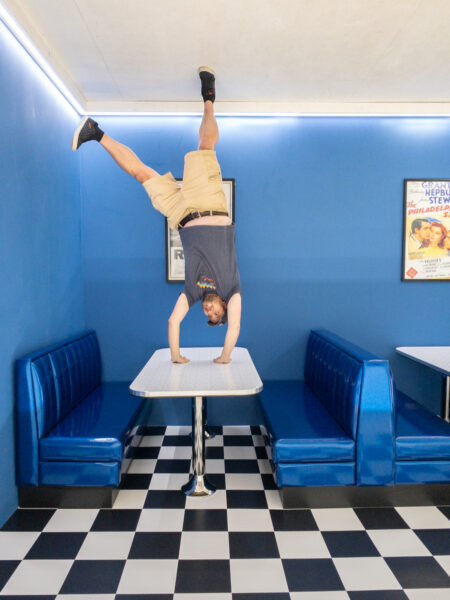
<box><xmin>395</xmin><ymin>390</ymin><xmax>450</xmax><ymax>484</ymax></box>
<box><xmin>259</xmin><ymin>329</ymin><xmax>395</xmax><ymax>489</ymax></box>
<box><xmin>16</xmin><ymin>330</ymin><xmax>148</xmax><ymax>506</ymax></box>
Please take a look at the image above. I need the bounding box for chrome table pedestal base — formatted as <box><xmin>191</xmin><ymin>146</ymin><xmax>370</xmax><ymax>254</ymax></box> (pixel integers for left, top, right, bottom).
<box><xmin>183</xmin><ymin>395</ymin><xmax>216</xmax><ymax>496</ymax></box>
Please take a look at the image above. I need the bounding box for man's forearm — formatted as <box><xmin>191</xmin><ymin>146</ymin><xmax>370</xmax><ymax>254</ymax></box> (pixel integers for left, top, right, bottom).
<box><xmin>221</xmin><ymin>325</ymin><xmax>240</xmax><ymax>360</ymax></box>
<box><xmin>168</xmin><ymin>320</ymin><xmax>181</xmax><ymax>360</ymax></box>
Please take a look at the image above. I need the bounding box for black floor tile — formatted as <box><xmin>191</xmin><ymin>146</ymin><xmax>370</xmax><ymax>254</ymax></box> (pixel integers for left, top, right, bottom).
<box><xmin>353</xmin><ymin>508</ymin><xmax>409</xmax><ymax>530</ymax></box>
<box><xmin>128</xmin><ymin>532</ymin><xmax>181</xmax><ymax>559</ymax></box>
<box><xmin>162</xmin><ymin>435</ymin><xmax>192</xmax><ymax>446</ymax></box>
<box><xmin>255</xmin><ymin>446</ymin><xmax>268</xmax><ymax>459</ymax></box>
<box><xmin>415</xmin><ymin>528</ymin><xmax>450</xmax><ymax>555</ymax></box>
<box><xmin>437</xmin><ymin>505</ymin><xmax>450</xmax><ymax>519</ymax></box>
<box><xmin>229</xmin><ymin>531</ymin><xmax>279</xmax><ymax>558</ymax></box>
<box><xmin>116</xmin><ymin>596</ymin><xmax>173</xmax><ymax>600</ymax></box>
<box><xmin>183</xmin><ymin>509</ymin><xmax>228</xmax><ymax>531</ymax></box>
<box><xmin>208</xmin><ymin>473</ymin><xmax>226</xmax><ymax>489</ymax></box>
<box><xmin>120</xmin><ymin>473</ymin><xmax>152</xmax><ymax>489</ymax></box>
<box><xmin>0</xmin><ymin>561</ymin><xmax>20</xmax><ymax>591</ymax></box>
<box><xmin>175</xmin><ymin>559</ymin><xmax>231</xmax><ymax>593</ymax></box>
<box><xmin>0</xmin><ymin>509</ymin><xmax>55</xmax><ymax>531</ymax></box>
<box><xmin>25</xmin><ymin>532</ymin><xmax>86</xmax><ymax>559</ymax></box>
<box><xmin>384</xmin><ymin>556</ymin><xmax>450</xmax><ymax>588</ymax></box>
<box><xmin>261</xmin><ymin>473</ymin><xmax>277</xmax><ymax>489</ymax></box>
<box><xmin>223</xmin><ymin>435</ymin><xmax>254</xmax><ymax>446</ymax></box>
<box><xmin>226</xmin><ymin>490</ymin><xmax>268</xmax><ymax>509</ymax></box>
<box><xmin>144</xmin><ymin>490</ymin><xmax>187</xmax><ymax>509</ymax></box>
<box><xmin>91</xmin><ymin>509</ymin><xmax>141</xmax><ymax>531</ymax></box>
<box><xmin>271</xmin><ymin>509</ymin><xmax>318</xmax><ymax>531</ymax></box>
<box><xmin>348</xmin><ymin>592</ymin><xmax>408</xmax><ymax>599</ymax></box>
<box><xmin>250</xmin><ymin>425</ymin><xmax>262</xmax><ymax>435</ymax></box>
<box><xmin>134</xmin><ymin>446</ymin><xmax>160</xmax><ymax>459</ymax></box>
<box><xmin>322</xmin><ymin>531</ymin><xmax>380</xmax><ymax>557</ymax></box>
<box><xmin>225</xmin><ymin>459</ymin><xmax>260</xmax><ymax>473</ymax></box>
<box><xmin>154</xmin><ymin>459</ymin><xmax>190</xmax><ymax>473</ymax></box>
<box><xmin>60</xmin><ymin>559</ymin><xmax>125</xmax><ymax>594</ymax></box>
<box><xmin>283</xmin><ymin>557</ymin><xmax>345</xmax><ymax>591</ymax></box>
<box><xmin>206</xmin><ymin>446</ymin><xmax>224</xmax><ymax>459</ymax></box>
<box><xmin>141</xmin><ymin>426</ymin><xmax>166</xmax><ymax>435</ymax></box>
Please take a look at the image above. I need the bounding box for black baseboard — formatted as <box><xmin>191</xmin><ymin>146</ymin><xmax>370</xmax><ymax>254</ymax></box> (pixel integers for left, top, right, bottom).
<box><xmin>281</xmin><ymin>483</ymin><xmax>450</xmax><ymax>509</ymax></box>
<box><xmin>19</xmin><ymin>486</ymin><xmax>119</xmax><ymax>509</ymax></box>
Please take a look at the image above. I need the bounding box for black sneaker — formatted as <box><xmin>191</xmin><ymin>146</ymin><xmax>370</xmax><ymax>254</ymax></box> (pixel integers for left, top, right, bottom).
<box><xmin>72</xmin><ymin>116</ymin><xmax>104</xmax><ymax>150</ymax></box>
<box><xmin>198</xmin><ymin>66</ymin><xmax>216</xmax><ymax>103</ymax></box>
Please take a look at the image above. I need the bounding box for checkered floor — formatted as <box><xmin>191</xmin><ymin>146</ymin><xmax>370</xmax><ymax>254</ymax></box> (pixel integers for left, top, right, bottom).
<box><xmin>0</xmin><ymin>425</ymin><xmax>449</xmax><ymax>599</ymax></box>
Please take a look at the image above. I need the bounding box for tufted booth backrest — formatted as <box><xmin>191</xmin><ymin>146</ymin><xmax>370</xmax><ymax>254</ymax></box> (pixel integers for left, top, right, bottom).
<box><xmin>305</xmin><ymin>331</ymin><xmax>364</xmax><ymax>440</ymax></box>
<box><xmin>304</xmin><ymin>329</ymin><xmax>395</xmax><ymax>486</ymax></box>
<box><xmin>16</xmin><ymin>330</ymin><xmax>101</xmax><ymax>485</ymax></box>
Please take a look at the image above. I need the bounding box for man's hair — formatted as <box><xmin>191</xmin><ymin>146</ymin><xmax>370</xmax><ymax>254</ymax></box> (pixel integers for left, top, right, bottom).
<box><xmin>411</xmin><ymin>218</ymin><xmax>428</xmax><ymax>234</ymax></box>
<box><xmin>202</xmin><ymin>293</ymin><xmax>227</xmax><ymax>326</ymax></box>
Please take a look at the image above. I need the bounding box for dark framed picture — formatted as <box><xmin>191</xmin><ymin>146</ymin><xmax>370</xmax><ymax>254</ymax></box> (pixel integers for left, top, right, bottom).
<box><xmin>402</xmin><ymin>179</ymin><xmax>450</xmax><ymax>281</ymax></box>
<box><xmin>165</xmin><ymin>179</ymin><xmax>235</xmax><ymax>282</ymax></box>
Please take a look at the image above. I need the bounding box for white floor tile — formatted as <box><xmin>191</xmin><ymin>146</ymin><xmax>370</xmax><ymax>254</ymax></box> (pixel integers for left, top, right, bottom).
<box><xmin>185</xmin><ymin>489</ymin><xmax>227</xmax><ymax>509</ymax></box>
<box><xmin>224</xmin><ymin>446</ymin><xmax>257</xmax><ymax>459</ymax></box>
<box><xmin>165</xmin><ymin>425</ymin><xmax>191</xmax><ymax>435</ymax></box>
<box><xmin>113</xmin><ymin>489</ymin><xmax>147</xmax><ymax>509</ymax></box>
<box><xmin>0</xmin><ymin>531</ymin><xmax>40</xmax><ymax>559</ymax></box>
<box><xmin>434</xmin><ymin>554</ymin><xmax>450</xmax><ymax>576</ymax></box>
<box><xmin>117</xmin><ymin>559</ymin><xmax>178</xmax><ymax>593</ymax></box>
<box><xmin>139</xmin><ymin>435</ymin><xmax>164</xmax><ymax>447</ymax></box>
<box><xmin>43</xmin><ymin>509</ymin><xmax>99</xmax><ymax>532</ymax></box>
<box><xmin>137</xmin><ymin>508</ymin><xmax>185</xmax><ymax>531</ymax></box>
<box><xmin>2</xmin><ymin>559</ymin><xmax>73</xmax><ymax>595</ymax></box>
<box><xmin>227</xmin><ymin>509</ymin><xmax>274</xmax><ymax>531</ymax></box>
<box><xmin>158</xmin><ymin>445</ymin><xmax>192</xmax><ymax>459</ymax></box>
<box><xmin>258</xmin><ymin>459</ymin><xmax>273</xmax><ymax>474</ymax></box>
<box><xmin>275</xmin><ymin>531</ymin><xmax>331</xmax><ymax>558</ymax></box>
<box><xmin>368</xmin><ymin>529</ymin><xmax>432</xmax><ymax>557</ymax></box>
<box><xmin>311</xmin><ymin>508</ymin><xmax>364</xmax><ymax>531</ymax></box>
<box><xmin>252</xmin><ymin>435</ymin><xmax>265</xmax><ymax>446</ymax></box>
<box><xmin>206</xmin><ymin>434</ymin><xmax>224</xmax><ymax>447</ymax></box>
<box><xmin>179</xmin><ymin>531</ymin><xmax>230</xmax><ymax>559</ymax></box>
<box><xmin>405</xmin><ymin>590</ymin><xmax>450</xmax><ymax>599</ymax></box>
<box><xmin>333</xmin><ymin>557</ymin><xmax>402</xmax><ymax>591</ymax></box>
<box><xmin>290</xmin><ymin>593</ymin><xmax>350</xmax><ymax>599</ymax></box>
<box><xmin>225</xmin><ymin>473</ymin><xmax>264</xmax><ymax>490</ymax></box>
<box><xmin>127</xmin><ymin>458</ymin><xmax>157</xmax><ymax>473</ymax></box>
<box><xmin>76</xmin><ymin>531</ymin><xmax>134</xmax><ymax>559</ymax></box>
<box><xmin>222</xmin><ymin>425</ymin><xmax>251</xmax><ymax>435</ymax></box>
<box><xmin>206</xmin><ymin>459</ymin><xmax>226</xmax><ymax>473</ymax></box>
<box><xmin>57</xmin><ymin>596</ymin><xmax>115</xmax><ymax>600</ymax></box>
<box><xmin>265</xmin><ymin>489</ymin><xmax>283</xmax><ymax>509</ymax></box>
<box><xmin>395</xmin><ymin>506</ymin><xmax>450</xmax><ymax>529</ymax></box>
<box><xmin>230</xmin><ymin>558</ymin><xmax>289</xmax><ymax>593</ymax></box>
<box><xmin>149</xmin><ymin>473</ymin><xmax>190</xmax><ymax>490</ymax></box>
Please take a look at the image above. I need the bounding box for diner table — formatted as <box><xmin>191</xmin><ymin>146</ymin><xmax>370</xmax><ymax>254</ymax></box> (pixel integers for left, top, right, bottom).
<box><xmin>129</xmin><ymin>347</ymin><xmax>263</xmax><ymax>496</ymax></box>
<box><xmin>396</xmin><ymin>346</ymin><xmax>450</xmax><ymax>422</ymax></box>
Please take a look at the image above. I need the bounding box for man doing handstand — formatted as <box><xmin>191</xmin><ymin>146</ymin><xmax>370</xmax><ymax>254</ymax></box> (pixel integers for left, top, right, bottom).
<box><xmin>72</xmin><ymin>68</ymin><xmax>241</xmax><ymax>364</ymax></box>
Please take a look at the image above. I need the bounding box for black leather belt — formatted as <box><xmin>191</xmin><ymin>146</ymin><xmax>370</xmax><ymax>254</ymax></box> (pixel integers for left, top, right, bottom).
<box><xmin>178</xmin><ymin>210</ymin><xmax>229</xmax><ymax>229</ymax></box>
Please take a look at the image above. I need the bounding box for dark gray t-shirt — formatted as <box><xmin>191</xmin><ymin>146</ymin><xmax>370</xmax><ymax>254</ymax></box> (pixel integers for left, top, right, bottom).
<box><xmin>179</xmin><ymin>224</ymin><xmax>241</xmax><ymax>308</ymax></box>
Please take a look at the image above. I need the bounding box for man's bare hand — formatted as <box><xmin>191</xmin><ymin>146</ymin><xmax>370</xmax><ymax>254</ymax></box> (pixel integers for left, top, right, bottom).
<box><xmin>213</xmin><ymin>356</ymin><xmax>231</xmax><ymax>364</ymax></box>
<box><xmin>172</xmin><ymin>355</ymin><xmax>190</xmax><ymax>364</ymax></box>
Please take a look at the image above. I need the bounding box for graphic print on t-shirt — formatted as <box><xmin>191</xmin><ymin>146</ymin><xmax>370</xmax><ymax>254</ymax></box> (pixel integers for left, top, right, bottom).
<box><xmin>196</xmin><ymin>274</ymin><xmax>217</xmax><ymax>292</ymax></box>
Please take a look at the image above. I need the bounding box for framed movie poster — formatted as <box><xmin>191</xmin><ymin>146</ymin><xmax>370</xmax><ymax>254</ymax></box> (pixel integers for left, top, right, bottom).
<box><xmin>402</xmin><ymin>179</ymin><xmax>450</xmax><ymax>281</ymax></box>
<box><xmin>165</xmin><ymin>179</ymin><xmax>235</xmax><ymax>282</ymax></box>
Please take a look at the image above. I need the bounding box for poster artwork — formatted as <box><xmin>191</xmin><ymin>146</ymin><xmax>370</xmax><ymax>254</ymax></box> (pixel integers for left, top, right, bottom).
<box><xmin>403</xmin><ymin>180</ymin><xmax>450</xmax><ymax>281</ymax></box>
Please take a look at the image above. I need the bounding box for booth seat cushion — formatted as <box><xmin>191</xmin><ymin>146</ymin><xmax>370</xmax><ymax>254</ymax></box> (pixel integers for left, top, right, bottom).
<box><xmin>259</xmin><ymin>381</ymin><xmax>355</xmax><ymax>463</ymax></box>
<box><xmin>395</xmin><ymin>390</ymin><xmax>450</xmax><ymax>461</ymax></box>
<box><xmin>39</xmin><ymin>382</ymin><xmax>143</xmax><ymax>462</ymax></box>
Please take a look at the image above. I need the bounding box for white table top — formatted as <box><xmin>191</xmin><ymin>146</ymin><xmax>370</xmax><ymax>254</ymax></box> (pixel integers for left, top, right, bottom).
<box><xmin>396</xmin><ymin>346</ymin><xmax>450</xmax><ymax>377</ymax></box>
<box><xmin>129</xmin><ymin>347</ymin><xmax>263</xmax><ymax>398</ymax></box>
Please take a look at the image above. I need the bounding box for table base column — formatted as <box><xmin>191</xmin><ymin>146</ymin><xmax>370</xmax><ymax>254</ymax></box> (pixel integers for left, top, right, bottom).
<box><xmin>182</xmin><ymin>395</ymin><xmax>216</xmax><ymax>496</ymax></box>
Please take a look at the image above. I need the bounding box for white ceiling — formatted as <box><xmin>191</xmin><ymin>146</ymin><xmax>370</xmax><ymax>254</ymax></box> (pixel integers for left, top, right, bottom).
<box><xmin>3</xmin><ymin>0</ymin><xmax>450</xmax><ymax>114</ymax></box>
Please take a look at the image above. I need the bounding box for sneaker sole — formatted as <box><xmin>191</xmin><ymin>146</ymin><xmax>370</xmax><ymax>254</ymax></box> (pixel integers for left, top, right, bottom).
<box><xmin>71</xmin><ymin>115</ymin><xmax>89</xmax><ymax>151</ymax></box>
<box><xmin>198</xmin><ymin>66</ymin><xmax>215</xmax><ymax>76</ymax></box>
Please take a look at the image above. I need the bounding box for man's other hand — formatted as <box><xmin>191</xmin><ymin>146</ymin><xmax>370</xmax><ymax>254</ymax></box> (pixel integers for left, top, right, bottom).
<box><xmin>172</xmin><ymin>355</ymin><xmax>190</xmax><ymax>364</ymax></box>
<box><xmin>214</xmin><ymin>356</ymin><xmax>231</xmax><ymax>364</ymax></box>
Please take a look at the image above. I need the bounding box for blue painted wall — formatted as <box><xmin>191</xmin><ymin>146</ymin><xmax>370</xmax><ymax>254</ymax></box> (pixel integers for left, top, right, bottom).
<box><xmin>0</xmin><ymin>22</ymin><xmax>84</xmax><ymax>525</ymax></box>
<box><xmin>81</xmin><ymin>115</ymin><xmax>449</xmax><ymax>418</ymax></box>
